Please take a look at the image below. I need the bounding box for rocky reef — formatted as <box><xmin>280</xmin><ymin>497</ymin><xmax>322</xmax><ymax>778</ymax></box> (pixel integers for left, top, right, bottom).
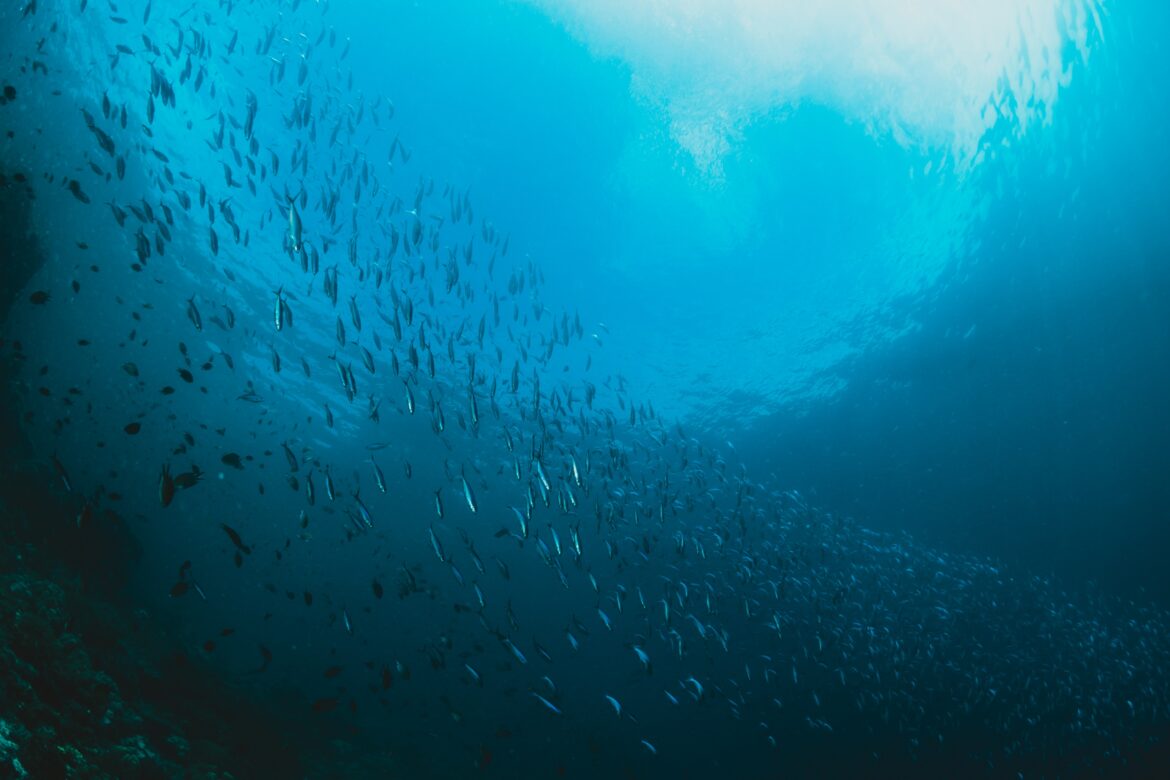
<box><xmin>0</xmin><ymin>469</ymin><xmax>324</xmax><ymax>780</ymax></box>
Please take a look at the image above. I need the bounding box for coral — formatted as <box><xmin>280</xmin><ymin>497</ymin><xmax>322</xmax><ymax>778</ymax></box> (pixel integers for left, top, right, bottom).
<box><xmin>0</xmin><ymin>543</ymin><xmax>287</xmax><ymax>780</ymax></box>
<box><xmin>0</xmin><ymin>718</ymin><xmax>29</xmax><ymax>779</ymax></box>
<box><xmin>108</xmin><ymin>735</ymin><xmax>166</xmax><ymax>780</ymax></box>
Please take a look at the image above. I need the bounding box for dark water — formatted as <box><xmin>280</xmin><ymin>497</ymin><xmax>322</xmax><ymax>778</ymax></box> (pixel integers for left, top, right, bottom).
<box><xmin>1</xmin><ymin>0</ymin><xmax>1167</xmax><ymax>778</ymax></box>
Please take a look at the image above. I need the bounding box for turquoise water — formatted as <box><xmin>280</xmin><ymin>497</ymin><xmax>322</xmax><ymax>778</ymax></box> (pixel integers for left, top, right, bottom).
<box><xmin>1</xmin><ymin>0</ymin><xmax>1167</xmax><ymax>776</ymax></box>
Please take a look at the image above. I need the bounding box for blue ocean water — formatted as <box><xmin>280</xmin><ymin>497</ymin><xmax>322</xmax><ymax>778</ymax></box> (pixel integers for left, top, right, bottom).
<box><xmin>0</xmin><ymin>0</ymin><xmax>1167</xmax><ymax>777</ymax></box>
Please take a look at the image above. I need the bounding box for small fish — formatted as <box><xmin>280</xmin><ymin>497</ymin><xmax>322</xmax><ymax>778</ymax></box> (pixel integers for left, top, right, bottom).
<box><xmin>282</xmin><ymin>442</ymin><xmax>299</xmax><ymax>472</ymax></box>
<box><xmin>220</xmin><ymin>524</ymin><xmax>251</xmax><ymax>554</ymax></box>
<box><xmin>533</xmin><ymin>639</ymin><xmax>552</xmax><ymax>663</ymax></box>
<box><xmin>274</xmin><ymin>287</ymin><xmax>288</xmax><ymax>331</ymax></box>
<box><xmin>370</xmin><ymin>459</ymin><xmax>387</xmax><ymax>493</ymax></box>
<box><xmin>510</xmin><ymin>505</ymin><xmax>528</xmax><ymax>539</ymax></box>
<box><xmin>51</xmin><ymin>453</ymin><xmax>73</xmax><ymax>492</ymax></box>
<box><xmin>530</xmin><ymin>691</ymin><xmax>560</xmax><ymax>715</ymax></box>
<box><xmin>633</xmin><ymin>645</ymin><xmax>652</xmax><ymax>674</ymax></box>
<box><xmin>354</xmin><ymin>492</ymin><xmax>374</xmax><ymax>528</ymax></box>
<box><xmin>174</xmin><ymin>468</ymin><xmax>202</xmax><ymax>489</ymax></box>
<box><xmin>68</xmin><ymin>180</ymin><xmax>90</xmax><ymax>204</ymax></box>
<box><xmin>349</xmin><ymin>294</ymin><xmax>362</xmax><ymax>331</ymax></box>
<box><xmin>158</xmin><ymin>464</ymin><xmax>175</xmax><ymax>507</ymax></box>
<box><xmin>460</xmin><ymin>473</ymin><xmax>477</xmax><ymax>514</ymax></box>
<box><xmin>186</xmin><ymin>296</ymin><xmax>202</xmax><ymax>331</ymax></box>
<box><xmin>534</xmin><ymin>459</ymin><xmax>550</xmax><ymax>494</ymax></box>
<box><xmin>287</xmin><ymin>198</ymin><xmax>303</xmax><ymax>253</ymax></box>
<box><xmin>324</xmin><ymin>467</ymin><xmax>336</xmax><ymax>501</ymax></box>
<box><xmin>503</xmin><ymin>637</ymin><xmax>528</xmax><ymax>665</ymax></box>
<box><xmin>428</xmin><ymin>525</ymin><xmax>446</xmax><ymax>563</ymax></box>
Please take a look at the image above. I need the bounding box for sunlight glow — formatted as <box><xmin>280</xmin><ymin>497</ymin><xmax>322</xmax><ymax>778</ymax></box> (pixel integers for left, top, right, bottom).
<box><xmin>528</xmin><ymin>0</ymin><xmax>1105</xmax><ymax>175</ymax></box>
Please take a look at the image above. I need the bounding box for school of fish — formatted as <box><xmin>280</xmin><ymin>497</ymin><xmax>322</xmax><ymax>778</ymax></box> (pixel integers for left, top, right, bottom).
<box><xmin>2</xmin><ymin>0</ymin><xmax>1169</xmax><ymax>776</ymax></box>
